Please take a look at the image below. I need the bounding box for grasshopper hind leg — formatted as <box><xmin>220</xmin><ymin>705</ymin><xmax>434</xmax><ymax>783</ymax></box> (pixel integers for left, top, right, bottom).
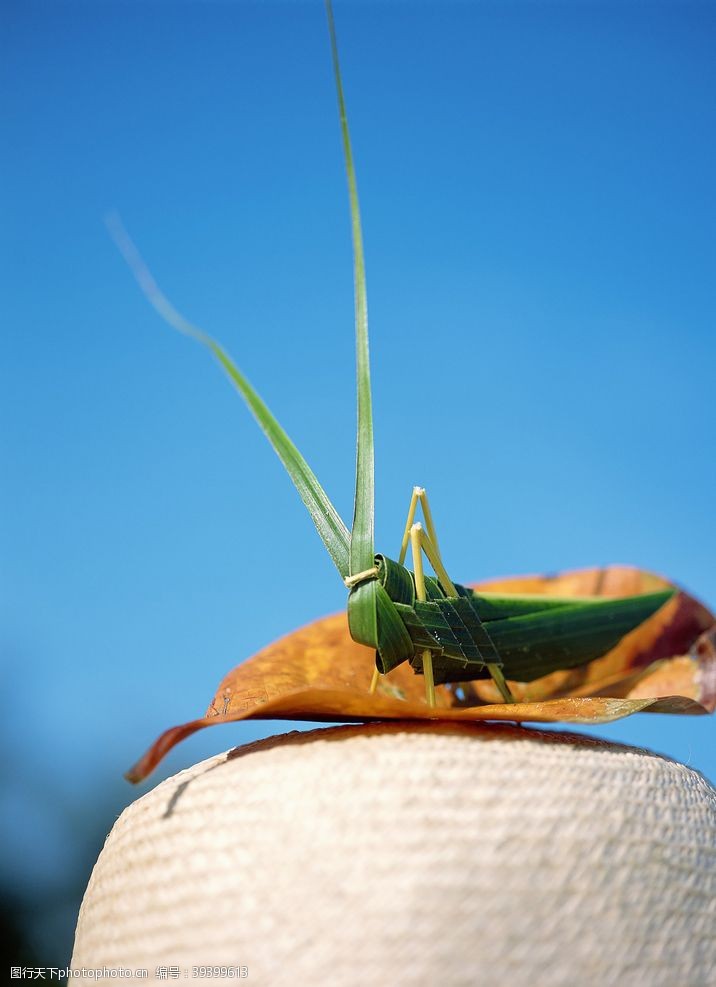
<box><xmin>369</xmin><ymin>486</ymin><xmax>515</xmax><ymax>705</ymax></box>
<box><xmin>412</xmin><ymin>490</ymin><xmax>515</xmax><ymax>704</ymax></box>
<box><xmin>368</xmin><ymin>486</ymin><xmax>433</xmax><ymax>699</ymax></box>
<box><xmin>485</xmin><ymin>663</ymin><xmax>514</xmax><ymax>705</ymax></box>
<box><xmin>406</xmin><ymin>488</ymin><xmax>515</xmax><ymax>705</ymax></box>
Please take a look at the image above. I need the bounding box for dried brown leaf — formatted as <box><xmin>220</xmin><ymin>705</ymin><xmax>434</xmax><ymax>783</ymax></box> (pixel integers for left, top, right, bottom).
<box><xmin>127</xmin><ymin>565</ymin><xmax>715</xmax><ymax>783</ymax></box>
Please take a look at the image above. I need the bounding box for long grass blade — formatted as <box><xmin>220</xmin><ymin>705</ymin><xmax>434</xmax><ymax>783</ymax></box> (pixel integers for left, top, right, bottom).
<box><xmin>326</xmin><ymin>0</ymin><xmax>374</xmax><ymax>576</ymax></box>
<box><xmin>107</xmin><ymin>212</ymin><xmax>351</xmax><ymax>578</ymax></box>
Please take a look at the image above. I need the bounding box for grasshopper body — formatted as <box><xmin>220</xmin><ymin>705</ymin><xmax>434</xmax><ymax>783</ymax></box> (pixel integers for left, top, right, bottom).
<box><xmin>349</xmin><ymin>553</ymin><xmax>671</xmax><ymax>687</ymax></box>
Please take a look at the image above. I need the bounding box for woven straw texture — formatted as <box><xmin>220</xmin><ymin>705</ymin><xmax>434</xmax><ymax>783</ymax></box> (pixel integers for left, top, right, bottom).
<box><xmin>73</xmin><ymin>722</ymin><xmax>716</xmax><ymax>986</ymax></box>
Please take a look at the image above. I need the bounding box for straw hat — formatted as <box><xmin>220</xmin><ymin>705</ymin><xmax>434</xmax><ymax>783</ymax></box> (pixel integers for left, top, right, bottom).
<box><xmin>72</xmin><ymin>722</ymin><xmax>716</xmax><ymax>986</ymax></box>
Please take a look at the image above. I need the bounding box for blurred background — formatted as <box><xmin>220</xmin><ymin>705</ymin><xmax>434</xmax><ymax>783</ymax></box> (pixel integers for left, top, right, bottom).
<box><xmin>3</xmin><ymin>0</ymin><xmax>715</xmax><ymax>968</ymax></box>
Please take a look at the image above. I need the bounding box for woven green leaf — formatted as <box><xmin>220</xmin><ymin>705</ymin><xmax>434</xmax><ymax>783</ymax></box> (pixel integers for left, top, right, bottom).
<box><xmin>113</xmin><ymin>1</ymin><xmax>689</xmax><ymax>715</ymax></box>
<box><xmin>480</xmin><ymin>590</ymin><xmax>675</xmax><ymax>682</ymax></box>
<box><xmin>364</xmin><ymin>554</ymin><xmax>673</xmax><ymax>683</ymax></box>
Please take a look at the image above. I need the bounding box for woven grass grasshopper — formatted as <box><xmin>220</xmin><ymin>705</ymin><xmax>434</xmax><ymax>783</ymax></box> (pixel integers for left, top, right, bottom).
<box><xmin>110</xmin><ymin>0</ymin><xmax>672</xmax><ymax>711</ymax></box>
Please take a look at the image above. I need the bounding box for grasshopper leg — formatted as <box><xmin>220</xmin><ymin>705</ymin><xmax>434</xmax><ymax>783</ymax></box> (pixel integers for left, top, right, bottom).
<box><xmin>410</xmin><ymin>523</ymin><xmax>436</xmax><ymax>707</ymax></box>
<box><xmin>370</xmin><ymin>486</ymin><xmax>436</xmax><ymax>697</ymax></box>
<box><xmin>412</xmin><ymin>491</ymin><xmax>516</xmax><ymax>705</ymax></box>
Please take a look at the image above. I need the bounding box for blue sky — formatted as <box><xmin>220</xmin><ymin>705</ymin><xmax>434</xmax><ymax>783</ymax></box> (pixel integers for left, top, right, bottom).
<box><xmin>2</xmin><ymin>0</ymin><xmax>715</xmax><ymax>957</ymax></box>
